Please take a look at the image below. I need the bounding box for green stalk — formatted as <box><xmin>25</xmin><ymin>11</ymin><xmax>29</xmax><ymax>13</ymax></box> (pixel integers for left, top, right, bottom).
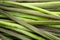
<box><xmin>0</xmin><ymin>19</ymin><xmax>60</xmax><ymax>39</ymax></box>
<box><xmin>1</xmin><ymin>13</ymin><xmax>60</xmax><ymax>28</ymax></box>
<box><xmin>37</xmin><ymin>25</ymin><xmax>60</xmax><ymax>34</ymax></box>
<box><xmin>1</xmin><ymin>1</ymin><xmax>60</xmax><ymax>17</ymax></box>
<box><xmin>1</xmin><ymin>1</ymin><xmax>60</xmax><ymax>12</ymax></box>
<box><xmin>8</xmin><ymin>12</ymin><xmax>49</xmax><ymax>20</ymax></box>
<box><xmin>51</xmin><ymin>12</ymin><xmax>60</xmax><ymax>16</ymax></box>
<box><xmin>1</xmin><ymin>1</ymin><xmax>60</xmax><ymax>9</ymax></box>
<box><xmin>1</xmin><ymin>15</ymin><xmax>60</xmax><ymax>25</ymax></box>
<box><xmin>46</xmin><ymin>8</ymin><xmax>60</xmax><ymax>11</ymax></box>
<box><xmin>0</xmin><ymin>22</ymin><xmax>45</xmax><ymax>40</ymax></box>
<box><xmin>0</xmin><ymin>1</ymin><xmax>60</xmax><ymax>40</ymax></box>
<box><xmin>0</xmin><ymin>6</ymin><xmax>60</xmax><ymax>20</ymax></box>
<box><xmin>1</xmin><ymin>19</ymin><xmax>60</xmax><ymax>28</ymax></box>
<box><xmin>0</xmin><ymin>38</ymin><xmax>2</xmax><ymax>40</ymax></box>
<box><xmin>3</xmin><ymin>21</ymin><xmax>60</xmax><ymax>39</ymax></box>
<box><xmin>1</xmin><ymin>11</ymin><xmax>60</xmax><ymax>28</ymax></box>
<box><xmin>0</xmin><ymin>12</ymin><xmax>49</xmax><ymax>21</ymax></box>
<box><xmin>0</xmin><ymin>11</ymin><xmax>50</xmax><ymax>21</ymax></box>
<box><xmin>0</xmin><ymin>39</ymin><xmax>1</xmax><ymax>40</ymax></box>
<box><xmin>1</xmin><ymin>12</ymin><xmax>60</xmax><ymax>28</ymax></box>
<box><xmin>0</xmin><ymin>20</ymin><xmax>30</xmax><ymax>31</ymax></box>
<box><xmin>1</xmin><ymin>11</ymin><xmax>60</xmax><ymax>20</ymax></box>
<box><xmin>8</xmin><ymin>12</ymin><xmax>60</xmax><ymax>19</ymax></box>
<box><xmin>0</xmin><ymin>28</ymin><xmax>31</xmax><ymax>40</ymax></box>
<box><xmin>1</xmin><ymin>19</ymin><xmax>60</xmax><ymax>33</ymax></box>
<box><xmin>52</xmin><ymin>33</ymin><xmax>60</xmax><ymax>37</ymax></box>
<box><xmin>48</xmin><ymin>25</ymin><xmax>60</xmax><ymax>28</ymax></box>
<box><xmin>21</xmin><ymin>1</ymin><xmax>60</xmax><ymax>8</ymax></box>
<box><xmin>29</xmin><ymin>20</ymin><xmax>60</xmax><ymax>25</ymax></box>
<box><xmin>1</xmin><ymin>13</ymin><xmax>60</xmax><ymax>25</ymax></box>
<box><xmin>1</xmin><ymin>9</ymin><xmax>60</xmax><ymax>40</ymax></box>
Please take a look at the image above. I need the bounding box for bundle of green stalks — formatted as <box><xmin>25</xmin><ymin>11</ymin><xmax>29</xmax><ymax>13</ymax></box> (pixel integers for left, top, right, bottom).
<box><xmin>0</xmin><ymin>1</ymin><xmax>60</xmax><ymax>40</ymax></box>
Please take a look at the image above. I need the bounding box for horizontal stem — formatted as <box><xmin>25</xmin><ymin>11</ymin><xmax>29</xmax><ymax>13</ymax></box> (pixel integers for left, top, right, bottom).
<box><xmin>1</xmin><ymin>1</ymin><xmax>60</xmax><ymax>9</ymax></box>
<box><xmin>1</xmin><ymin>9</ymin><xmax>60</xmax><ymax>40</ymax></box>
<box><xmin>0</xmin><ymin>11</ymin><xmax>49</xmax><ymax>21</ymax></box>
<box><xmin>0</xmin><ymin>20</ymin><xmax>30</xmax><ymax>31</ymax></box>
<box><xmin>1</xmin><ymin>1</ymin><xmax>60</xmax><ymax>16</ymax></box>
<box><xmin>0</xmin><ymin>22</ymin><xmax>44</xmax><ymax>40</ymax></box>
<box><xmin>0</xmin><ymin>6</ymin><xmax>60</xmax><ymax>20</ymax></box>
<box><xmin>21</xmin><ymin>1</ymin><xmax>60</xmax><ymax>8</ymax></box>
<box><xmin>0</xmin><ymin>28</ymin><xmax>31</xmax><ymax>40</ymax></box>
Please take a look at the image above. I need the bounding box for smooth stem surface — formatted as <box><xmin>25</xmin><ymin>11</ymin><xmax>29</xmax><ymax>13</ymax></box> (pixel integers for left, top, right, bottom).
<box><xmin>1</xmin><ymin>2</ymin><xmax>60</xmax><ymax>11</ymax></box>
<box><xmin>48</xmin><ymin>25</ymin><xmax>60</xmax><ymax>28</ymax></box>
<box><xmin>0</xmin><ymin>22</ymin><xmax>45</xmax><ymax>40</ymax></box>
<box><xmin>8</xmin><ymin>12</ymin><xmax>49</xmax><ymax>20</ymax></box>
<box><xmin>1</xmin><ymin>19</ymin><xmax>60</xmax><ymax>28</ymax></box>
<box><xmin>0</xmin><ymin>19</ymin><xmax>60</xmax><ymax>37</ymax></box>
<box><xmin>0</xmin><ymin>11</ymin><xmax>49</xmax><ymax>21</ymax></box>
<box><xmin>1</xmin><ymin>10</ymin><xmax>60</xmax><ymax>40</ymax></box>
<box><xmin>21</xmin><ymin>1</ymin><xmax>60</xmax><ymax>8</ymax></box>
<box><xmin>1</xmin><ymin>1</ymin><xmax>60</xmax><ymax>8</ymax></box>
<box><xmin>1</xmin><ymin>11</ymin><xmax>60</xmax><ymax>20</ymax></box>
<box><xmin>0</xmin><ymin>21</ymin><xmax>30</xmax><ymax>31</ymax></box>
<box><xmin>2</xmin><ymin>1</ymin><xmax>59</xmax><ymax>16</ymax></box>
<box><xmin>0</xmin><ymin>14</ymin><xmax>35</xmax><ymax>22</ymax></box>
<box><xmin>0</xmin><ymin>28</ymin><xmax>31</xmax><ymax>40</ymax></box>
<box><xmin>0</xmin><ymin>11</ymin><xmax>60</xmax><ymax>21</ymax></box>
<box><xmin>29</xmin><ymin>21</ymin><xmax>60</xmax><ymax>25</ymax></box>
<box><xmin>1</xmin><ymin>13</ymin><xmax>60</xmax><ymax>25</ymax></box>
<box><xmin>0</xmin><ymin>6</ymin><xmax>60</xmax><ymax>20</ymax></box>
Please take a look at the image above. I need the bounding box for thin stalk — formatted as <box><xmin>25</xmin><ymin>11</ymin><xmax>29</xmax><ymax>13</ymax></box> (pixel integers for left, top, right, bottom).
<box><xmin>1</xmin><ymin>11</ymin><xmax>60</xmax><ymax>20</ymax></box>
<box><xmin>1</xmin><ymin>15</ymin><xmax>60</xmax><ymax>25</ymax></box>
<box><xmin>0</xmin><ymin>12</ymin><xmax>51</xmax><ymax>21</ymax></box>
<box><xmin>1</xmin><ymin>3</ymin><xmax>60</xmax><ymax>11</ymax></box>
<box><xmin>37</xmin><ymin>26</ymin><xmax>60</xmax><ymax>33</ymax></box>
<box><xmin>1</xmin><ymin>19</ymin><xmax>60</xmax><ymax>33</ymax></box>
<box><xmin>51</xmin><ymin>33</ymin><xmax>60</xmax><ymax>37</ymax></box>
<box><xmin>45</xmin><ymin>8</ymin><xmax>60</xmax><ymax>11</ymax></box>
<box><xmin>1</xmin><ymin>1</ymin><xmax>60</xmax><ymax>9</ymax></box>
<box><xmin>29</xmin><ymin>21</ymin><xmax>60</xmax><ymax>25</ymax></box>
<box><xmin>1</xmin><ymin>1</ymin><xmax>60</xmax><ymax>17</ymax></box>
<box><xmin>0</xmin><ymin>12</ymin><xmax>50</xmax><ymax>21</ymax></box>
<box><xmin>1</xmin><ymin>10</ymin><xmax>60</xmax><ymax>40</ymax></box>
<box><xmin>0</xmin><ymin>24</ymin><xmax>45</xmax><ymax>40</ymax></box>
<box><xmin>8</xmin><ymin>12</ymin><xmax>49</xmax><ymax>20</ymax></box>
<box><xmin>51</xmin><ymin>12</ymin><xmax>60</xmax><ymax>16</ymax></box>
<box><xmin>48</xmin><ymin>25</ymin><xmax>60</xmax><ymax>28</ymax></box>
<box><xmin>21</xmin><ymin>1</ymin><xmax>60</xmax><ymax>8</ymax></box>
<box><xmin>0</xmin><ymin>19</ymin><xmax>60</xmax><ymax>39</ymax></box>
<box><xmin>0</xmin><ymin>19</ymin><xmax>13</xmax><ymax>23</ymax></box>
<box><xmin>0</xmin><ymin>28</ymin><xmax>31</xmax><ymax>40</ymax></box>
<box><xmin>0</xmin><ymin>6</ymin><xmax>60</xmax><ymax>20</ymax></box>
<box><xmin>0</xmin><ymin>38</ymin><xmax>2</xmax><ymax>40</ymax></box>
<box><xmin>0</xmin><ymin>20</ymin><xmax>30</xmax><ymax>31</ymax></box>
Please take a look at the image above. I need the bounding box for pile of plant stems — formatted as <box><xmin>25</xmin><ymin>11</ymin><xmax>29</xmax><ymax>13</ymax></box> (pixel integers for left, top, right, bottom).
<box><xmin>0</xmin><ymin>1</ymin><xmax>60</xmax><ymax>40</ymax></box>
